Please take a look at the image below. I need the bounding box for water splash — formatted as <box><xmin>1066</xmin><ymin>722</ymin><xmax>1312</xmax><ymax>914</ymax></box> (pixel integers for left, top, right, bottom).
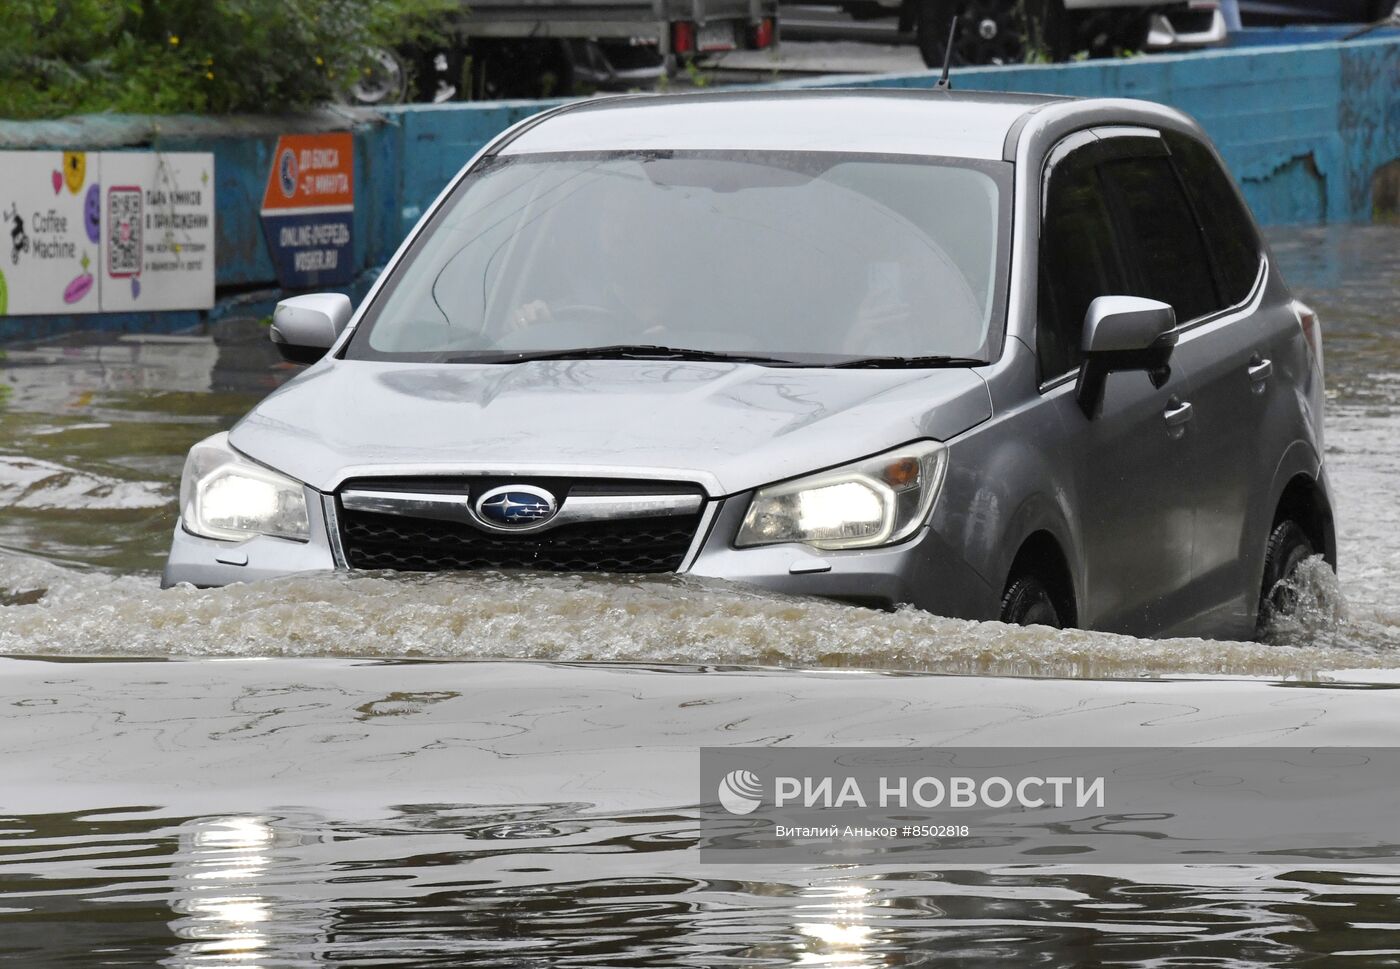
<box><xmin>0</xmin><ymin>552</ymin><xmax>1391</xmax><ymax>680</ymax></box>
<box><xmin>1260</xmin><ymin>555</ymin><xmax>1348</xmax><ymax>642</ymax></box>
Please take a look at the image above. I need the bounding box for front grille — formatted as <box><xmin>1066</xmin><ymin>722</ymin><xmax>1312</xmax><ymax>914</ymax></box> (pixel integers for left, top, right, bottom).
<box><xmin>336</xmin><ymin>477</ymin><xmax>705</xmax><ymax>574</ymax></box>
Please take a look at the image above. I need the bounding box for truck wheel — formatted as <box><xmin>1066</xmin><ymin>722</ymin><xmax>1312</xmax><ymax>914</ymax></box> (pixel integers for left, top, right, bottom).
<box><xmin>1258</xmin><ymin>519</ymin><xmax>1315</xmax><ymax>633</ymax></box>
<box><xmin>1000</xmin><ymin>574</ymin><xmax>1062</xmax><ymax>628</ymax></box>
<box><xmin>345</xmin><ymin>47</ymin><xmax>410</xmax><ymax>106</ymax></box>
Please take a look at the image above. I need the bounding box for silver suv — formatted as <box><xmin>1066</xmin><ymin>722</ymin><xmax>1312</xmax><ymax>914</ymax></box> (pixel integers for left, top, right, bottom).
<box><xmin>165</xmin><ymin>90</ymin><xmax>1333</xmax><ymax>640</ymax></box>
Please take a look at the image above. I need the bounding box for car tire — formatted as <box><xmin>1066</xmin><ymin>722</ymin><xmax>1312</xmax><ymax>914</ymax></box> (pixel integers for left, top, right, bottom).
<box><xmin>1258</xmin><ymin>519</ymin><xmax>1315</xmax><ymax>632</ymax></box>
<box><xmin>1000</xmin><ymin>574</ymin><xmax>1062</xmax><ymax>628</ymax></box>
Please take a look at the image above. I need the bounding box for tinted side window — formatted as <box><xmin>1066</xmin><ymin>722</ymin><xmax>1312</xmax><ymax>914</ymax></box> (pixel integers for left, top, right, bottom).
<box><xmin>1098</xmin><ymin>154</ymin><xmax>1220</xmax><ymax>323</ymax></box>
<box><xmin>1038</xmin><ymin>150</ymin><xmax>1124</xmax><ymax>381</ymax></box>
<box><xmin>1164</xmin><ymin>131</ymin><xmax>1263</xmax><ymax>307</ymax></box>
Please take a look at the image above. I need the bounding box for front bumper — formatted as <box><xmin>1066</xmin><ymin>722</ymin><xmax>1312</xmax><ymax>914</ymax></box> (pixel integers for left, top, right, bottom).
<box><xmin>163</xmin><ymin>491</ymin><xmax>997</xmax><ymax>619</ymax></box>
<box><xmin>161</xmin><ymin>486</ymin><xmax>338</xmax><ymax>588</ymax></box>
<box><xmin>685</xmin><ymin>495</ymin><xmax>995</xmax><ymax>617</ymax></box>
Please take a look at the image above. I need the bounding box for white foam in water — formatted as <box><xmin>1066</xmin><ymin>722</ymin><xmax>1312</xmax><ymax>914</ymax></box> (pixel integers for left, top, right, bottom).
<box><xmin>1261</xmin><ymin>555</ymin><xmax>1356</xmax><ymax>643</ymax></box>
<box><xmin>0</xmin><ymin>550</ymin><xmax>1393</xmax><ymax>679</ymax></box>
<box><xmin>29</xmin><ymin>422</ymin><xmax>113</xmax><ymax>436</ymax></box>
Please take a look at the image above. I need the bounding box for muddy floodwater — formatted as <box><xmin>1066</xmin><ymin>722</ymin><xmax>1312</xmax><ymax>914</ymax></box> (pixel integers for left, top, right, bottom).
<box><xmin>1</xmin><ymin>224</ymin><xmax>1398</xmax><ymax>966</ymax></box>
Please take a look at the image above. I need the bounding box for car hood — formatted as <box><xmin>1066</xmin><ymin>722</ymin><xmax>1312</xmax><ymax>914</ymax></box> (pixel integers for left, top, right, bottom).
<box><xmin>230</xmin><ymin>359</ymin><xmax>992</xmax><ymax>495</ymax></box>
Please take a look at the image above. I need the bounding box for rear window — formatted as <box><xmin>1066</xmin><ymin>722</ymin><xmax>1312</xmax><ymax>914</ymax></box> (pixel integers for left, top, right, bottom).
<box><xmin>1163</xmin><ymin>130</ymin><xmax>1263</xmax><ymax>307</ymax></box>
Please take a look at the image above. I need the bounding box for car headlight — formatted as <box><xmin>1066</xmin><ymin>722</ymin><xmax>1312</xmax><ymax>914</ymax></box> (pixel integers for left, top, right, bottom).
<box><xmin>736</xmin><ymin>441</ymin><xmax>948</xmax><ymax>551</ymax></box>
<box><xmin>179</xmin><ymin>432</ymin><xmax>310</xmax><ymax>543</ymax></box>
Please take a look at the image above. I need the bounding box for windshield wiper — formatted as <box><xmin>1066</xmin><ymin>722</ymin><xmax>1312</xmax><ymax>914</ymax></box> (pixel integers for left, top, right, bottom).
<box><xmin>450</xmin><ymin>345</ymin><xmax>799</xmax><ymax>365</ymax></box>
<box><xmin>826</xmin><ymin>354</ymin><xmax>986</xmax><ymax>369</ymax></box>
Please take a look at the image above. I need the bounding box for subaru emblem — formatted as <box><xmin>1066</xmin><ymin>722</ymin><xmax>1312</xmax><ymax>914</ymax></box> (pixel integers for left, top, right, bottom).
<box><xmin>475</xmin><ymin>484</ymin><xmax>558</xmax><ymax>529</ymax></box>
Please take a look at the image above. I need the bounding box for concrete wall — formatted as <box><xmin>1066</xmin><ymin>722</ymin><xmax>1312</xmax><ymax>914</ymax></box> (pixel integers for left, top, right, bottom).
<box><xmin>1</xmin><ymin>32</ymin><xmax>1396</xmax><ymax>343</ymax></box>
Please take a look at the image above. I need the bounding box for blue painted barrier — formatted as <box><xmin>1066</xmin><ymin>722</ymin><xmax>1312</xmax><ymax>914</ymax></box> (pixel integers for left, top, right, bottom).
<box><xmin>1</xmin><ymin>32</ymin><xmax>1396</xmax><ymax>343</ymax></box>
<box><xmin>1226</xmin><ymin>24</ymin><xmax>1400</xmax><ymax>47</ymax></box>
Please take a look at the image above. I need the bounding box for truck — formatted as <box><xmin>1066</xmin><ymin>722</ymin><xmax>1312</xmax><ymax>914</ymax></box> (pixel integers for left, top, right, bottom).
<box><xmin>348</xmin><ymin>0</ymin><xmax>780</xmax><ymax>103</ymax></box>
<box><xmin>790</xmin><ymin>0</ymin><xmax>1225</xmax><ymax>67</ymax></box>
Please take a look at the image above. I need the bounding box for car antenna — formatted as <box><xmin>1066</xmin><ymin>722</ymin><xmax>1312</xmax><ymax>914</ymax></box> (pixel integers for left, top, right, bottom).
<box><xmin>935</xmin><ymin>16</ymin><xmax>957</xmax><ymax>90</ymax></box>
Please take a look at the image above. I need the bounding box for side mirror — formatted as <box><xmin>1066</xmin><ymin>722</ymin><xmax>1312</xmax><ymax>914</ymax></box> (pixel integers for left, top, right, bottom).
<box><xmin>270</xmin><ymin>293</ymin><xmax>352</xmax><ymax>365</ymax></box>
<box><xmin>1075</xmin><ymin>295</ymin><xmax>1177</xmax><ymax>418</ymax></box>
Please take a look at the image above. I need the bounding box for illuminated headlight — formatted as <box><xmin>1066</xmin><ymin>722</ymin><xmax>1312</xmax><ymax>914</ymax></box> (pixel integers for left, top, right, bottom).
<box><xmin>736</xmin><ymin>441</ymin><xmax>948</xmax><ymax>551</ymax></box>
<box><xmin>179</xmin><ymin>432</ymin><xmax>310</xmax><ymax>543</ymax></box>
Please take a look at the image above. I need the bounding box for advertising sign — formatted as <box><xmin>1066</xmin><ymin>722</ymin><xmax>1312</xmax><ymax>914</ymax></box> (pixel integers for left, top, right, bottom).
<box><xmin>0</xmin><ymin>150</ymin><xmax>215</xmax><ymax>317</ymax></box>
<box><xmin>99</xmin><ymin>152</ymin><xmax>215</xmax><ymax>312</ymax></box>
<box><xmin>260</xmin><ymin>133</ymin><xmax>355</xmax><ymax>289</ymax></box>
<box><xmin>0</xmin><ymin>151</ymin><xmax>101</xmax><ymax>315</ymax></box>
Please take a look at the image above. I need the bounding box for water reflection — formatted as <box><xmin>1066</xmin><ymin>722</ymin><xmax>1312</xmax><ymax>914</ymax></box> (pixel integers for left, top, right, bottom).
<box><xmin>170</xmin><ymin>816</ymin><xmax>276</xmax><ymax>967</ymax></box>
<box><xmin>6</xmin><ymin>802</ymin><xmax>1400</xmax><ymax>967</ymax></box>
<box><xmin>796</xmin><ymin>885</ymin><xmax>877</xmax><ymax>967</ymax></box>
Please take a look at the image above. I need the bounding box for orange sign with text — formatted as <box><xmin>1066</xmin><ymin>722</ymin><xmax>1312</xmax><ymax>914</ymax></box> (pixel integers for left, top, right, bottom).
<box><xmin>260</xmin><ymin>133</ymin><xmax>354</xmax><ymax>213</ymax></box>
<box><xmin>260</xmin><ymin>132</ymin><xmax>355</xmax><ymax>288</ymax></box>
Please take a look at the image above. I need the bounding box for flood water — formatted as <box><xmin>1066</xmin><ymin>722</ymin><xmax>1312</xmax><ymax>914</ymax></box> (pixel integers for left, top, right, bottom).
<box><xmin>1</xmin><ymin>224</ymin><xmax>1398</xmax><ymax>966</ymax></box>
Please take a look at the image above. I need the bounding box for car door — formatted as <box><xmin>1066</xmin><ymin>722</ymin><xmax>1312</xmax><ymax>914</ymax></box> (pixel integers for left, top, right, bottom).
<box><xmin>1035</xmin><ymin>131</ymin><xmax>1201</xmax><ymax>637</ymax></box>
<box><xmin>1152</xmin><ymin>130</ymin><xmax>1273</xmax><ymax>638</ymax></box>
<box><xmin>1091</xmin><ymin>128</ymin><xmax>1273</xmax><ymax>637</ymax></box>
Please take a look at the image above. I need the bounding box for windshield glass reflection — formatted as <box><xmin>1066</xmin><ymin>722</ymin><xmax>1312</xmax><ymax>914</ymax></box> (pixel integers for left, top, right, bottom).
<box><xmin>348</xmin><ymin>151</ymin><xmax>1008</xmax><ymax>364</ymax></box>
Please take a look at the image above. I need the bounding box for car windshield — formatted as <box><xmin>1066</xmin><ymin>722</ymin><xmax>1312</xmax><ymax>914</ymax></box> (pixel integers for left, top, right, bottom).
<box><xmin>345</xmin><ymin>150</ymin><xmax>1009</xmax><ymax>365</ymax></box>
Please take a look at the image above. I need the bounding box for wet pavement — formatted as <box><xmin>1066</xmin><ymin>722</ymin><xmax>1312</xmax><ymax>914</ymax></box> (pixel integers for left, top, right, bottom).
<box><xmin>0</xmin><ymin>223</ymin><xmax>1397</xmax><ymax>966</ymax></box>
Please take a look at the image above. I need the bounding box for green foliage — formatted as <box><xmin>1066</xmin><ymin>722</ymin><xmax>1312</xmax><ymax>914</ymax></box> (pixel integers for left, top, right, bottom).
<box><xmin>0</xmin><ymin>0</ymin><xmax>455</xmax><ymax>119</ymax></box>
<box><xmin>682</xmin><ymin>58</ymin><xmax>709</xmax><ymax>88</ymax></box>
<box><xmin>655</xmin><ymin>57</ymin><xmax>709</xmax><ymax>93</ymax></box>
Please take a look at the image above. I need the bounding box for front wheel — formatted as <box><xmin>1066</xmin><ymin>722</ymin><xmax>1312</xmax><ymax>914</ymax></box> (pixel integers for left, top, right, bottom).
<box><xmin>1000</xmin><ymin>574</ymin><xmax>1063</xmax><ymax>628</ymax></box>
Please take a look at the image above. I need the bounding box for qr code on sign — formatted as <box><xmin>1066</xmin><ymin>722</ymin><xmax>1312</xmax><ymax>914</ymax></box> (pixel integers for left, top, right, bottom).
<box><xmin>107</xmin><ymin>186</ymin><xmax>142</xmax><ymax>278</ymax></box>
